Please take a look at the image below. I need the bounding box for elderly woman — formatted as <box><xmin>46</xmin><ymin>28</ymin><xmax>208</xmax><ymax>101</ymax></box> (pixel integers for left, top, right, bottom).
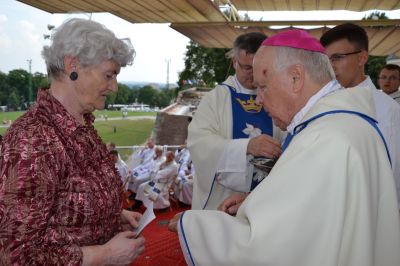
<box><xmin>0</xmin><ymin>19</ymin><xmax>145</xmax><ymax>265</ymax></box>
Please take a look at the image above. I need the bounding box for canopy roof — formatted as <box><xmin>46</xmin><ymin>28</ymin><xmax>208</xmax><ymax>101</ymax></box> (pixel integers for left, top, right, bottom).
<box><xmin>18</xmin><ymin>0</ymin><xmax>227</xmax><ymax>23</ymax></box>
<box><xmin>18</xmin><ymin>0</ymin><xmax>400</xmax><ymax>56</ymax></box>
<box><xmin>171</xmin><ymin>19</ymin><xmax>400</xmax><ymax>56</ymax></box>
<box><xmin>230</xmin><ymin>0</ymin><xmax>400</xmax><ymax>11</ymax></box>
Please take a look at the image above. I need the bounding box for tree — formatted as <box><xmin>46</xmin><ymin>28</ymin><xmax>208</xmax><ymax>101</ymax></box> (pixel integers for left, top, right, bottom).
<box><xmin>155</xmin><ymin>88</ymin><xmax>176</xmax><ymax>107</ymax></box>
<box><xmin>7</xmin><ymin>69</ymin><xmax>29</xmax><ymax>104</ymax></box>
<box><xmin>138</xmin><ymin>85</ymin><xmax>158</xmax><ymax>106</ymax></box>
<box><xmin>178</xmin><ymin>41</ymin><xmax>233</xmax><ymax>89</ymax></box>
<box><xmin>105</xmin><ymin>83</ymin><xmax>137</xmax><ymax>106</ymax></box>
<box><xmin>363</xmin><ymin>11</ymin><xmax>388</xmax><ymax>20</ymax></box>
<box><xmin>128</xmin><ymin>88</ymin><xmax>139</xmax><ymax>103</ymax></box>
<box><xmin>0</xmin><ymin>72</ymin><xmax>10</xmax><ymax>105</ymax></box>
<box><xmin>366</xmin><ymin>56</ymin><xmax>387</xmax><ymax>87</ymax></box>
<box><xmin>114</xmin><ymin>83</ymin><xmax>131</xmax><ymax>104</ymax></box>
<box><xmin>363</xmin><ymin>11</ymin><xmax>389</xmax><ymax>87</ymax></box>
<box><xmin>8</xmin><ymin>91</ymin><xmax>20</xmax><ymax>110</ymax></box>
<box><xmin>32</xmin><ymin>72</ymin><xmax>50</xmax><ymax>97</ymax></box>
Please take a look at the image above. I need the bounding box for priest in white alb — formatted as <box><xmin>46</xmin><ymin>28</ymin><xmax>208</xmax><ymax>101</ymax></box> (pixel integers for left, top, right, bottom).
<box><xmin>127</xmin><ymin>146</ymin><xmax>165</xmax><ymax>193</ymax></box>
<box><xmin>187</xmin><ymin>32</ymin><xmax>284</xmax><ymax>210</ymax></box>
<box><xmin>169</xmin><ymin>30</ymin><xmax>400</xmax><ymax>266</ymax></box>
<box><xmin>135</xmin><ymin>151</ymin><xmax>178</xmax><ymax>209</ymax></box>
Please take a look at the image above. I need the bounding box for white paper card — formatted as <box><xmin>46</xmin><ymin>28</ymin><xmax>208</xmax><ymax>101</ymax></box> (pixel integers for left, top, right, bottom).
<box><xmin>134</xmin><ymin>199</ymin><xmax>156</xmax><ymax>237</ymax></box>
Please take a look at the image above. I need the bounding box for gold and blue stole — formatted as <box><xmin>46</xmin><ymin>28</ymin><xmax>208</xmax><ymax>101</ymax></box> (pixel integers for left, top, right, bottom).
<box><xmin>226</xmin><ymin>84</ymin><xmax>273</xmax><ymax>138</ymax></box>
<box><xmin>226</xmin><ymin>84</ymin><xmax>273</xmax><ymax>190</ymax></box>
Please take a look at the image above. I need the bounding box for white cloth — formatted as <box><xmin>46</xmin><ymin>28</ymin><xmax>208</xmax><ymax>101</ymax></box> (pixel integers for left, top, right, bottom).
<box><xmin>388</xmin><ymin>90</ymin><xmax>400</xmax><ymax>104</ymax></box>
<box><xmin>286</xmin><ymin>80</ymin><xmax>342</xmax><ymax>134</ymax></box>
<box><xmin>174</xmin><ymin>164</ymin><xmax>195</xmax><ymax>205</ymax></box>
<box><xmin>178</xmin><ymin>86</ymin><xmax>400</xmax><ymax>266</ymax></box>
<box><xmin>115</xmin><ymin>158</ymin><xmax>130</xmax><ymax>189</ymax></box>
<box><xmin>135</xmin><ymin>160</ymin><xmax>178</xmax><ymax>209</ymax></box>
<box><xmin>175</xmin><ymin>148</ymin><xmax>191</xmax><ymax>165</ymax></box>
<box><xmin>352</xmin><ymin>76</ymin><xmax>400</xmax><ymax>209</ymax></box>
<box><xmin>129</xmin><ymin>147</ymin><xmax>156</xmax><ymax>181</ymax></box>
<box><xmin>188</xmin><ymin>75</ymin><xmax>285</xmax><ymax>210</ymax></box>
<box><xmin>138</xmin><ymin>147</ymin><xmax>156</xmax><ymax>169</ymax></box>
<box><xmin>128</xmin><ymin>155</ymin><xmax>165</xmax><ymax>193</ymax></box>
<box><xmin>175</xmin><ymin>148</ymin><xmax>191</xmax><ymax>176</ymax></box>
<box><xmin>126</xmin><ymin>146</ymin><xmax>143</xmax><ymax>170</ymax></box>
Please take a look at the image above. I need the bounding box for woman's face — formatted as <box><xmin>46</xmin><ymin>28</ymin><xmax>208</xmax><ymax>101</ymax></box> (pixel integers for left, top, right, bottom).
<box><xmin>75</xmin><ymin>60</ymin><xmax>120</xmax><ymax>113</ymax></box>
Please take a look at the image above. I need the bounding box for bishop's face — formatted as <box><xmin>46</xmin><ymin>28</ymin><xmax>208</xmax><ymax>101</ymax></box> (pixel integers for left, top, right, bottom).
<box><xmin>253</xmin><ymin>46</ymin><xmax>295</xmax><ymax>131</ymax></box>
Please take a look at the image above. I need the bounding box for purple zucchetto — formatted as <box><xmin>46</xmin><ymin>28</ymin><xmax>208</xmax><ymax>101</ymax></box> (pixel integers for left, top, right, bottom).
<box><xmin>262</xmin><ymin>29</ymin><xmax>325</xmax><ymax>54</ymax></box>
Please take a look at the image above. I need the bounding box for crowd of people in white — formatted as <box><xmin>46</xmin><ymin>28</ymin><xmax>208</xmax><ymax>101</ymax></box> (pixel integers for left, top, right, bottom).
<box><xmin>107</xmin><ymin>137</ymin><xmax>194</xmax><ymax>210</ymax></box>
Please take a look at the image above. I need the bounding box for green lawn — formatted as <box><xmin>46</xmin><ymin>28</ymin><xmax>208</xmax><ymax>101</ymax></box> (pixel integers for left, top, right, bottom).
<box><xmin>94</xmin><ymin>119</ymin><xmax>154</xmax><ymax>146</ymax></box>
<box><xmin>0</xmin><ymin>111</ymin><xmax>25</xmax><ymax>122</ymax></box>
<box><xmin>94</xmin><ymin>119</ymin><xmax>155</xmax><ymax>160</ymax></box>
<box><xmin>0</xmin><ymin>110</ymin><xmax>156</xmax><ymax>123</ymax></box>
<box><xmin>1</xmin><ymin>118</ymin><xmax>155</xmax><ymax>160</ymax></box>
<box><xmin>93</xmin><ymin>110</ymin><xmax>156</xmax><ymax>119</ymax></box>
<box><xmin>0</xmin><ymin>127</ymin><xmax>8</xmax><ymax>136</ymax></box>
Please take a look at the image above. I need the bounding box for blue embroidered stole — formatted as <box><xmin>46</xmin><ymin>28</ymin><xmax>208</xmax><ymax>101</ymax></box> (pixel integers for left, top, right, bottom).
<box><xmin>226</xmin><ymin>84</ymin><xmax>273</xmax><ymax>190</ymax></box>
<box><xmin>282</xmin><ymin>110</ymin><xmax>391</xmax><ymax>165</ymax></box>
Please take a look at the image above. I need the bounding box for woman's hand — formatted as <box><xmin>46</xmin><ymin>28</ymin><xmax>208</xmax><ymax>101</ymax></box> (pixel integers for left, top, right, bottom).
<box><xmin>81</xmin><ymin>232</ymin><xmax>145</xmax><ymax>266</ymax></box>
<box><xmin>121</xmin><ymin>209</ymin><xmax>142</xmax><ymax>231</ymax></box>
<box><xmin>103</xmin><ymin>231</ymin><xmax>145</xmax><ymax>265</ymax></box>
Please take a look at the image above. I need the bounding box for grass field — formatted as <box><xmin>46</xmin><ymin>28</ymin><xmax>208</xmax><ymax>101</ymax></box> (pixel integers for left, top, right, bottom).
<box><xmin>93</xmin><ymin>110</ymin><xmax>156</xmax><ymax>119</ymax></box>
<box><xmin>0</xmin><ymin>110</ymin><xmax>156</xmax><ymax>122</ymax></box>
<box><xmin>0</xmin><ymin>111</ymin><xmax>25</xmax><ymax>122</ymax></box>
<box><xmin>94</xmin><ymin>119</ymin><xmax>155</xmax><ymax>159</ymax></box>
<box><xmin>0</xmin><ymin>112</ymin><xmax>156</xmax><ymax>160</ymax></box>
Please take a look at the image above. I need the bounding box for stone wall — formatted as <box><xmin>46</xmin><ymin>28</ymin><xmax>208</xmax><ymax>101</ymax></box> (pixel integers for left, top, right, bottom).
<box><xmin>153</xmin><ymin>112</ymin><xmax>191</xmax><ymax>145</ymax></box>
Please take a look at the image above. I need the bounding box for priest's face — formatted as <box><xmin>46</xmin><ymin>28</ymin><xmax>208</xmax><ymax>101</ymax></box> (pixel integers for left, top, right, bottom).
<box><xmin>233</xmin><ymin>49</ymin><xmax>256</xmax><ymax>90</ymax></box>
<box><xmin>253</xmin><ymin>46</ymin><xmax>295</xmax><ymax>131</ymax></box>
<box><xmin>166</xmin><ymin>151</ymin><xmax>175</xmax><ymax>162</ymax></box>
<box><xmin>147</xmin><ymin>138</ymin><xmax>155</xmax><ymax>148</ymax></box>
<box><xmin>155</xmin><ymin>148</ymin><xmax>163</xmax><ymax>158</ymax></box>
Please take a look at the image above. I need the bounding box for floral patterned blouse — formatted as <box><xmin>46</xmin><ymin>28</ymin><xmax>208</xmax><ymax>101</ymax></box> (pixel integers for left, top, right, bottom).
<box><xmin>0</xmin><ymin>89</ymin><xmax>123</xmax><ymax>265</ymax></box>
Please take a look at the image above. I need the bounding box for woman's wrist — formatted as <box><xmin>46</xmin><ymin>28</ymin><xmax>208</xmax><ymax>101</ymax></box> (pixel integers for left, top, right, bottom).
<box><xmin>81</xmin><ymin>245</ymin><xmax>107</xmax><ymax>266</ymax></box>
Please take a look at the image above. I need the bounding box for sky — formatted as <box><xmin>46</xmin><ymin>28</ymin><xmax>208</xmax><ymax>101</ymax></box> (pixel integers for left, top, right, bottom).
<box><xmin>0</xmin><ymin>0</ymin><xmax>190</xmax><ymax>83</ymax></box>
<box><xmin>0</xmin><ymin>0</ymin><xmax>399</xmax><ymax>83</ymax></box>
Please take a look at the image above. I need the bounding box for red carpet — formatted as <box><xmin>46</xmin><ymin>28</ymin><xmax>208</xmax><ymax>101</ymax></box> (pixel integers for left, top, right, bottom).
<box><xmin>130</xmin><ymin>204</ymin><xmax>190</xmax><ymax>266</ymax></box>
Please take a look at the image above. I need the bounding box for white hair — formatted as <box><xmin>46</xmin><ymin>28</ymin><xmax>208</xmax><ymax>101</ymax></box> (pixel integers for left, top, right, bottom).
<box><xmin>42</xmin><ymin>18</ymin><xmax>135</xmax><ymax>81</ymax></box>
<box><xmin>273</xmin><ymin>46</ymin><xmax>335</xmax><ymax>84</ymax></box>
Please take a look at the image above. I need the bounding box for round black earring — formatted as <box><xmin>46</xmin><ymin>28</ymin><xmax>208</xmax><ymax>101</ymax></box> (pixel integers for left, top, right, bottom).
<box><xmin>69</xmin><ymin>71</ymin><xmax>78</xmax><ymax>81</ymax></box>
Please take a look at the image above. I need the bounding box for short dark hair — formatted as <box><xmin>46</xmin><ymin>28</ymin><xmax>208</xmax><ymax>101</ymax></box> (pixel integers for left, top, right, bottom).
<box><xmin>109</xmin><ymin>150</ymin><xmax>118</xmax><ymax>156</ymax></box>
<box><xmin>381</xmin><ymin>64</ymin><xmax>400</xmax><ymax>75</ymax></box>
<box><xmin>233</xmin><ymin>32</ymin><xmax>267</xmax><ymax>56</ymax></box>
<box><xmin>320</xmin><ymin>23</ymin><xmax>368</xmax><ymax>51</ymax></box>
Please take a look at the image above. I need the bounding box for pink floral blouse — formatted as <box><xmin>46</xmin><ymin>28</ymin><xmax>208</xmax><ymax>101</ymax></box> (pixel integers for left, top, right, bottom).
<box><xmin>0</xmin><ymin>89</ymin><xmax>123</xmax><ymax>265</ymax></box>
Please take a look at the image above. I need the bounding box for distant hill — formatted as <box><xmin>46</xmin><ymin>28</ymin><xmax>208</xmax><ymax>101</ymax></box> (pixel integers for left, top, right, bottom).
<box><xmin>121</xmin><ymin>81</ymin><xmax>178</xmax><ymax>90</ymax></box>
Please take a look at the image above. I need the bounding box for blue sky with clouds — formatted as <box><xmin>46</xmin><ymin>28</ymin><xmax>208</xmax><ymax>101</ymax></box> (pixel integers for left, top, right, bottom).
<box><xmin>0</xmin><ymin>1</ymin><xmax>399</xmax><ymax>83</ymax></box>
<box><xmin>0</xmin><ymin>0</ymin><xmax>190</xmax><ymax>83</ymax></box>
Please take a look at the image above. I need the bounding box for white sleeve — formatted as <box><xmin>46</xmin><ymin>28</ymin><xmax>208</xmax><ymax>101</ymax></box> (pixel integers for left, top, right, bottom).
<box><xmin>215</xmin><ymin>138</ymin><xmax>251</xmax><ymax>191</ymax></box>
<box><xmin>177</xmin><ymin>212</ymin><xmax>195</xmax><ymax>266</ymax></box>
